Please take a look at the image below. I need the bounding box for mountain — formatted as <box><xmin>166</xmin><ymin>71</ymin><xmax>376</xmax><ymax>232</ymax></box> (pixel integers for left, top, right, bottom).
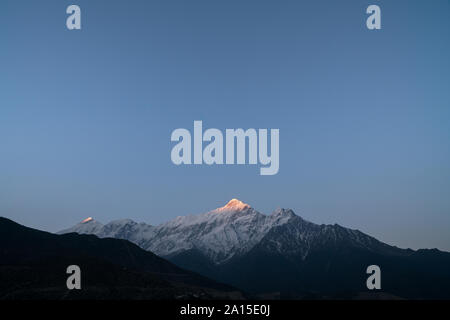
<box><xmin>60</xmin><ymin>199</ymin><xmax>301</xmax><ymax>264</ymax></box>
<box><xmin>0</xmin><ymin>217</ymin><xmax>243</xmax><ymax>300</ymax></box>
<box><xmin>59</xmin><ymin>199</ymin><xmax>450</xmax><ymax>299</ymax></box>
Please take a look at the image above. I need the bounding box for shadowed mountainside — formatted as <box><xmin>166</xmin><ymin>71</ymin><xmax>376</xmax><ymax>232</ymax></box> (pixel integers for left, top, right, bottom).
<box><xmin>0</xmin><ymin>217</ymin><xmax>243</xmax><ymax>300</ymax></box>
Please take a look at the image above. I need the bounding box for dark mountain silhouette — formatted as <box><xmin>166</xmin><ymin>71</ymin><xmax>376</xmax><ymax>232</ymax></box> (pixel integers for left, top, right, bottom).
<box><xmin>0</xmin><ymin>217</ymin><xmax>243</xmax><ymax>300</ymax></box>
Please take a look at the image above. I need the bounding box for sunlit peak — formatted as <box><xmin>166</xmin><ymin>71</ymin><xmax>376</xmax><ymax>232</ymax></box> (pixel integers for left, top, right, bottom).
<box><xmin>217</xmin><ymin>199</ymin><xmax>251</xmax><ymax>212</ymax></box>
<box><xmin>81</xmin><ymin>217</ymin><xmax>93</xmax><ymax>224</ymax></box>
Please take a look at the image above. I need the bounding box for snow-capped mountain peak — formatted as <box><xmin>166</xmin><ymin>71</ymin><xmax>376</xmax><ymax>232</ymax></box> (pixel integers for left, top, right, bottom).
<box><xmin>58</xmin><ymin>200</ymin><xmax>388</xmax><ymax>265</ymax></box>
<box><xmin>58</xmin><ymin>200</ymin><xmax>295</xmax><ymax>264</ymax></box>
<box><xmin>58</xmin><ymin>217</ymin><xmax>104</xmax><ymax>235</ymax></box>
<box><xmin>215</xmin><ymin>199</ymin><xmax>251</xmax><ymax>212</ymax></box>
<box><xmin>271</xmin><ymin>208</ymin><xmax>295</xmax><ymax>217</ymax></box>
<box><xmin>81</xmin><ymin>217</ymin><xmax>94</xmax><ymax>223</ymax></box>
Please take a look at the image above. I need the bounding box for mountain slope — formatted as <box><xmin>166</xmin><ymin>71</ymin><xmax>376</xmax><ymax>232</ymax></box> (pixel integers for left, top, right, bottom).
<box><xmin>0</xmin><ymin>217</ymin><xmax>242</xmax><ymax>300</ymax></box>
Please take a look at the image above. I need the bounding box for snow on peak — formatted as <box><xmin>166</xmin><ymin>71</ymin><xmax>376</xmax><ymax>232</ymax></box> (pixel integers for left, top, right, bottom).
<box><xmin>58</xmin><ymin>202</ymin><xmax>383</xmax><ymax>266</ymax></box>
<box><xmin>59</xmin><ymin>202</ymin><xmax>313</xmax><ymax>264</ymax></box>
<box><xmin>81</xmin><ymin>217</ymin><xmax>94</xmax><ymax>224</ymax></box>
<box><xmin>217</xmin><ymin>199</ymin><xmax>251</xmax><ymax>212</ymax></box>
<box><xmin>57</xmin><ymin>218</ymin><xmax>103</xmax><ymax>235</ymax></box>
<box><xmin>272</xmin><ymin>208</ymin><xmax>295</xmax><ymax>216</ymax></box>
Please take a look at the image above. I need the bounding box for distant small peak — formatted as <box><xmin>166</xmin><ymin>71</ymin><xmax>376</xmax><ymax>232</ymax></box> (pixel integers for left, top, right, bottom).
<box><xmin>217</xmin><ymin>199</ymin><xmax>251</xmax><ymax>212</ymax></box>
<box><xmin>272</xmin><ymin>208</ymin><xmax>295</xmax><ymax>217</ymax></box>
<box><xmin>81</xmin><ymin>217</ymin><xmax>94</xmax><ymax>224</ymax></box>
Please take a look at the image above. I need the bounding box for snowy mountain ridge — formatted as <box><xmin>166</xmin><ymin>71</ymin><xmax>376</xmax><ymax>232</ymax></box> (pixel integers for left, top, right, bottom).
<box><xmin>58</xmin><ymin>199</ymin><xmax>387</xmax><ymax>264</ymax></box>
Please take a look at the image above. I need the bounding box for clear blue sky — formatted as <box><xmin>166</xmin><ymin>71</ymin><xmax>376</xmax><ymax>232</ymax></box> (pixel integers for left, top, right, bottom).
<box><xmin>1</xmin><ymin>0</ymin><xmax>449</xmax><ymax>251</ymax></box>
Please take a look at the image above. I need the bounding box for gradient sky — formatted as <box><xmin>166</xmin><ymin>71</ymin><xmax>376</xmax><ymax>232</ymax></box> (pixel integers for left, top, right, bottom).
<box><xmin>1</xmin><ymin>0</ymin><xmax>449</xmax><ymax>251</ymax></box>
